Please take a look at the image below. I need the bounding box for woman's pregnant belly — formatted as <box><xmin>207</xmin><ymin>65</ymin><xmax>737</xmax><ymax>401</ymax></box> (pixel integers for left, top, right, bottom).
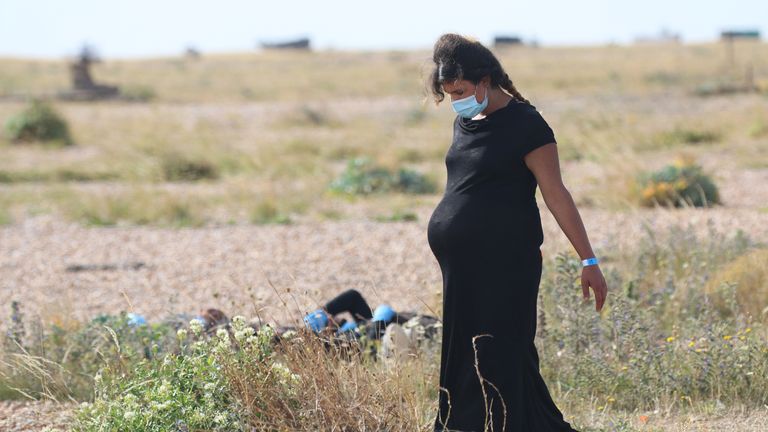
<box><xmin>427</xmin><ymin>192</ymin><xmax>542</xmax><ymax>261</ymax></box>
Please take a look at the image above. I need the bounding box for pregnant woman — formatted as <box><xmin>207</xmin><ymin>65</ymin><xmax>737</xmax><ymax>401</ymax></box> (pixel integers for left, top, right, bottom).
<box><xmin>426</xmin><ymin>34</ymin><xmax>608</xmax><ymax>432</ymax></box>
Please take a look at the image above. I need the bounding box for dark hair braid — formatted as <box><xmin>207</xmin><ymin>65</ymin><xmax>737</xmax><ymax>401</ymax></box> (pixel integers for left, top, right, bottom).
<box><xmin>426</xmin><ymin>33</ymin><xmax>531</xmax><ymax>106</ymax></box>
<box><xmin>499</xmin><ymin>72</ymin><xmax>530</xmax><ymax>105</ymax></box>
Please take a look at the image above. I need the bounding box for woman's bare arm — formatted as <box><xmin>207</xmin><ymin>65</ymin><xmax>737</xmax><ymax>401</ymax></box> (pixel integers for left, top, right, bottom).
<box><xmin>523</xmin><ymin>143</ymin><xmax>608</xmax><ymax>312</ymax></box>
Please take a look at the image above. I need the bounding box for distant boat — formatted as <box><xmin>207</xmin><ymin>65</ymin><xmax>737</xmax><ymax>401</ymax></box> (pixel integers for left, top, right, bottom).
<box><xmin>259</xmin><ymin>37</ymin><xmax>311</xmax><ymax>50</ymax></box>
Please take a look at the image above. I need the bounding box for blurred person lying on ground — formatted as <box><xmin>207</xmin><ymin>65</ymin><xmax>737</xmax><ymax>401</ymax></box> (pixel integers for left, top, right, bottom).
<box><xmin>298</xmin><ymin>289</ymin><xmax>442</xmax><ymax>358</ymax></box>
<box><xmin>134</xmin><ymin>289</ymin><xmax>440</xmax><ymax>358</ymax></box>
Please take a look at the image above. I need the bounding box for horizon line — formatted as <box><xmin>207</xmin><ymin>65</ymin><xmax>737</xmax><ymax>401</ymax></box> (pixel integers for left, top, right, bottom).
<box><xmin>1</xmin><ymin>38</ymin><xmax>761</xmax><ymax>62</ymax></box>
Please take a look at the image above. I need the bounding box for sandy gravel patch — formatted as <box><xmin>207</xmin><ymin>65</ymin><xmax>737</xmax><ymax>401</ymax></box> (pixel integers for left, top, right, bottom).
<box><xmin>2</xmin><ymin>206</ymin><xmax>766</xmax><ymax>327</ymax></box>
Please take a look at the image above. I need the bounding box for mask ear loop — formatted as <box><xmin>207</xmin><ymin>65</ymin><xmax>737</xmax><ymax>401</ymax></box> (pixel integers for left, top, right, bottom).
<box><xmin>473</xmin><ymin>79</ymin><xmax>488</xmax><ymax>105</ymax></box>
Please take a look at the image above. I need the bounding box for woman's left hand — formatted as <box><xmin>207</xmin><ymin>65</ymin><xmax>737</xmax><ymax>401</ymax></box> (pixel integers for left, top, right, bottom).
<box><xmin>581</xmin><ymin>265</ymin><xmax>607</xmax><ymax>312</ymax></box>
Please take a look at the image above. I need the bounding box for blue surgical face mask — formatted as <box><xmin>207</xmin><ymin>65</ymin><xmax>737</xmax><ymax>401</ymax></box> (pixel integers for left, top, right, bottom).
<box><xmin>451</xmin><ymin>83</ymin><xmax>489</xmax><ymax>119</ymax></box>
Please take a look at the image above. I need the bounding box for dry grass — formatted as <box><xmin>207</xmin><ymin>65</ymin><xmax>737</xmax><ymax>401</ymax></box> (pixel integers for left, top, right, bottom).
<box><xmin>223</xmin><ymin>327</ymin><xmax>439</xmax><ymax>431</ymax></box>
<box><xmin>704</xmin><ymin>248</ymin><xmax>768</xmax><ymax>323</ymax></box>
<box><xmin>0</xmin><ymin>42</ymin><xmax>766</xmax><ymax>224</ymax></box>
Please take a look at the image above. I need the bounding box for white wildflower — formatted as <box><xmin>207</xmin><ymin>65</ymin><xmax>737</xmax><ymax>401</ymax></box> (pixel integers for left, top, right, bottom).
<box><xmin>189</xmin><ymin>318</ymin><xmax>204</xmax><ymax>336</ymax></box>
<box><xmin>231</xmin><ymin>315</ymin><xmax>247</xmax><ymax>330</ymax></box>
<box><xmin>176</xmin><ymin>328</ymin><xmax>188</xmax><ymax>341</ymax></box>
<box><xmin>235</xmin><ymin>327</ymin><xmax>253</xmax><ymax>343</ymax></box>
<box><xmin>123</xmin><ymin>393</ymin><xmax>137</xmax><ymax>405</ymax></box>
<box><xmin>192</xmin><ymin>340</ymin><xmax>206</xmax><ymax>351</ymax></box>
<box><xmin>157</xmin><ymin>380</ymin><xmax>171</xmax><ymax>397</ymax></box>
<box><xmin>258</xmin><ymin>324</ymin><xmax>275</xmax><ymax>340</ymax></box>
<box><xmin>270</xmin><ymin>361</ymin><xmax>300</xmax><ymax>386</ymax></box>
<box><xmin>123</xmin><ymin>411</ymin><xmax>136</xmax><ymax>421</ymax></box>
<box><xmin>191</xmin><ymin>409</ymin><xmax>206</xmax><ymax>423</ymax></box>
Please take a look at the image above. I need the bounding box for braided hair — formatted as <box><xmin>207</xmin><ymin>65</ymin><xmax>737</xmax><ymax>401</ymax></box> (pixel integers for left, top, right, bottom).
<box><xmin>426</xmin><ymin>33</ymin><xmax>530</xmax><ymax>106</ymax></box>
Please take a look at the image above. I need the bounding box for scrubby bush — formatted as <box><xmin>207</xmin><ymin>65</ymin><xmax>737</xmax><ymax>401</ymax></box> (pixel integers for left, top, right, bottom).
<box><xmin>374</xmin><ymin>210</ymin><xmax>418</xmax><ymax>222</ymax></box>
<box><xmin>328</xmin><ymin>157</ymin><xmax>436</xmax><ymax>195</ymax></box>
<box><xmin>65</xmin><ymin>189</ymin><xmax>207</xmax><ymax>227</ymax></box>
<box><xmin>161</xmin><ymin>154</ymin><xmax>219</xmax><ymax>182</ymax></box>
<box><xmin>250</xmin><ymin>200</ymin><xmax>292</xmax><ymax>225</ymax></box>
<box><xmin>693</xmin><ymin>80</ymin><xmax>757</xmax><ymax>97</ymax></box>
<box><xmin>121</xmin><ymin>85</ymin><xmax>157</xmax><ymax>102</ymax></box>
<box><xmin>276</xmin><ymin>105</ymin><xmax>334</xmax><ymax>128</ymax></box>
<box><xmin>72</xmin><ymin>322</ymin><xmax>246</xmax><ymax>431</ymax></box>
<box><xmin>0</xmin><ymin>304</ymin><xmax>176</xmax><ymax>401</ymax></box>
<box><xmin>4</xmin><ymin>99</ymin><xmax>73</xmax><ymax>145</ymax></box>
<box><xmin>704</xmin><ymin>248</ymin><xmax>768</xmax><ymax>322</ymax></box>
<box><xmin>637</xmin><ymin>157</ymin><xmax>720</xmax><ymax>207</ymax></box>
<box><xmin>658</xmin><ymin>127</ymin><xmax>720</xmax><ymax>146</ymax></box>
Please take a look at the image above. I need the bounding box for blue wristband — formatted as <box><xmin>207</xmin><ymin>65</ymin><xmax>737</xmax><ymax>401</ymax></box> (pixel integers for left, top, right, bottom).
<box><xmin>581</xmin><ymin>257</ymin><xmax>598</xmax><ymax>267</ymax></box>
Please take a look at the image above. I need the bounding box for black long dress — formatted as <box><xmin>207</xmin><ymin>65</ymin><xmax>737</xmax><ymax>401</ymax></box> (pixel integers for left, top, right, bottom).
<box><xmin>427</xmin><ymin>99</ymin><xmax>578</xmax><ymax>432</ymax></box>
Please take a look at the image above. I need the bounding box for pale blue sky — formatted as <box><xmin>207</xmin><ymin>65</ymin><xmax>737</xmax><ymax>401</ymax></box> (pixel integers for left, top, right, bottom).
<box><xmin>0</xmin><ymin>0</ymin><xmax>765</xmax><ymax>59</ymax></box>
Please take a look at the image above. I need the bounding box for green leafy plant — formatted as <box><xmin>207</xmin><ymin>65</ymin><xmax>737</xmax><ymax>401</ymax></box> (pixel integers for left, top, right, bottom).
<box><xmin>636</xmin><ymin>157</ymin><xmax>720</xmax><ymax>207</ymax></box>
<box><xmin>4</xmin><ymin>99</ymin><xmax>73</xmax><ymax>145</ymax></box>
<box><xmin>72</xmin><ymin>320</ymin><xmax>248</xmax><ymax>431</ymax></box>
<box><xmin>328</xmin><ymin>157</ymin><xmax>436</xmax><ymax>195</ymax></box>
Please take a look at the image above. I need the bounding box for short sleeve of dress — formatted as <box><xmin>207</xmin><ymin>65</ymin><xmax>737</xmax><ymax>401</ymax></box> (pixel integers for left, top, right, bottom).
<box><xmin>518</xmin><ymin>106</ymin><xmax>557</xmax><ymax>157</ymax></box>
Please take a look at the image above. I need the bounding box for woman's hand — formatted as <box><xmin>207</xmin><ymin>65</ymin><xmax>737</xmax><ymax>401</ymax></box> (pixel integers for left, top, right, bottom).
<box><xmin>581</xmin><ymin>265</ymin><xmax>607</xmax><ymax>312</ymax></box>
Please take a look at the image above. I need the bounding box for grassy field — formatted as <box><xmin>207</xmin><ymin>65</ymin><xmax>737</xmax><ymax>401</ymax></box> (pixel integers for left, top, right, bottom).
<box><xmin>0</xmin><ymin>41</ymin><xmax>767</xmax><ymax>226</ymax></box>
<box><xmin>1</xmin><ymin>41</ymin><xmax>768</xmax><ymax>430</ymax></box>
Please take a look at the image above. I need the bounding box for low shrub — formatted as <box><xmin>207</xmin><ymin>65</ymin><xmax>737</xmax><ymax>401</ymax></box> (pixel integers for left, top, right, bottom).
<box><xmin>637</xmin><ymin>157</ymin><xmax>720</xmax><ymax>207</ymax></box>
<box><xmin>374</xmin><ymin>210</ymin><xmax>418</xmax><ymax>222</ymax></box>
<box><xmin>0</xmin><ymin>303</ymin><xmax>177</xmax><ymax>401</ymax></box>
<box><xmin>693</xmin><ymin>80</ymin><xmax>758</xmax><ymax>97</ymax></box>
<box><xmin>72</xmin><ymin>321</ymin><xmax>245</xmax><ymax>431</ymax></box>
<box><xmin>329</xmin><ymin>157</ymin><xmax>436</xmax><ymax>195</ymax></box>
<box><xmin>121</xmin><ymin>85</ymin><xmax>157</xmax><ymax>102</ymax></box>
<box><xmin>659</xmin><ymin>127</ymin><xmax>720</xmax><ymax>146</ymax></box>
<box><xmin>704</xmin><ymin>248</ymin><xmax>768</xmax><ymax>323</ymax></box>
<box><xmin>0</xmin><ymin>168</ymin><xmax>119</xmax><ymax>183</ymax></box>
<box><xmin>161</xmin><ymin>154</ymin><xmax>219</xmax><ymax>182</ymax></box>
<box><xmin>4</xmin><ymin>99</ymin><xmax>73</xmax><ymax>145</ymax></box>
<box><xmin>66</xmin><ymin>190</ymin><xmax>206</xmax><ymax>227</ymax></box>
<box><xmin>250</xmin><ymin>200</ymin><xmax>292</xmax><ymax>225</ymax></box>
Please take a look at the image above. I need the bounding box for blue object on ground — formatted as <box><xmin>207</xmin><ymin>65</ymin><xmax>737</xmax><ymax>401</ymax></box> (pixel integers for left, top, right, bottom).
<box><xmin>372</xmin><ymin>304</ymin><xmax>395</xmax><ymax>322</ymax></box>
<box><xmin>304</xmin><ymin>309</ymin><xmax>329</xmax><ymax>332</ymax></box>
<box><xmin>126</xmin><ymin>312</ymin><xmax>147</xmax><ymax>327</ymax></box>
<box><xmin>336</xmin><ymin>320</ymin><xmax>358</xmax><ymax>334</ymax></box>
